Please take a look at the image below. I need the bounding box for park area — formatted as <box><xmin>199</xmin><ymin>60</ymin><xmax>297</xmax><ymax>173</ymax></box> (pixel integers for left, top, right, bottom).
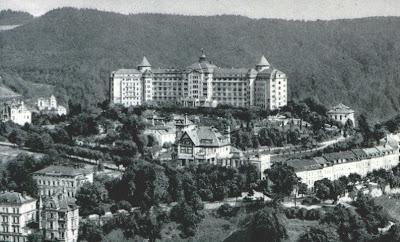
<box><xmin>0</xmin><ymin>144</ymin><xmax>44</xmax><ymax>164</ymax></box>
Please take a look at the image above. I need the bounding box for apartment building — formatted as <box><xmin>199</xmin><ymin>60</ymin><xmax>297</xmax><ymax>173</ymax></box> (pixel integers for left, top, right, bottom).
<box><xmin>39</xmin><ymin>195</ymin><xmax>79</xmax><ymax>242</ymax></box>
<box><xmin>0</xmin><ymin>191</ymin><xmax>37</xmax><ymax>242</ymax></box>
<box><xmin>286</xmin><ymin>142</ymin><xmax>399</xmax><ymax>188</ymax></box>
<box><xmin>110</xmin><ymin>51</ymin><xmax>287</xmax><ymax>110</ymax></box>
<box><xmin>33</xmin><ymin>166</ymin><xmax>94</xmax><ymax>198</ymax></box>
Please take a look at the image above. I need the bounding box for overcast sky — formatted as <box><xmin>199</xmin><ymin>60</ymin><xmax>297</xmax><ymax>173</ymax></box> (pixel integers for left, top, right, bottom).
<box><xmin>1</xmin><ymin>0</ymin><xmax>400</xmax><ymax>20</ymax></box>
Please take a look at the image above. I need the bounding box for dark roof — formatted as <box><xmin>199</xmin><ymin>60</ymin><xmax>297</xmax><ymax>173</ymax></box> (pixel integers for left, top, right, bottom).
<box><xmin>186</xmin><ymin>61</ymin><xmax>217</xmax><ymax>72</ymax></box>
<box><xmin>181</xmin><ymin>126</ymin><xmax>230</xmax><ymax>147</ymax></box>
<box><xmin>285</xmin><ymin>159</ymin><xmax>321</xmax><ymax>172</ymax></box>
<box><xmin>213</xmin><ymin>68</ymin><xmax>249</xmax><ymax>78</ymax></box>
<box><xmin>0</xmin><ymin>191</ymin><xmax>36</xmax><ymax>204</ymax></box>
<box><xmin>33</xmin><ymin>165</ymin><xmax>92</xmax><ymax>177</ymax></box>
<box><xmin>152</xmin><ymin>68</ymin><xmax>182</xmax><ymax>74</ymax></box>
<box><xmin>113</xmin><ymin>69</ymin><xmax>141</xmax><ymax>75</ymax></box>
<box><xmin>323</xmin><ymin>151</ymin><xmax>357</xmax><ymax>162</ymax></box>
<box><xmin>328</xmin><ymin>103</ymin><xmax>354</xmax><ymax>114</ymax></box>
<box><xmin>42</xmin><ymin>195</ymin><xmax>78</xmax><ymax>211</ymax></box>
<box><xmin>352</xmin><ymin>149</ymin><xmax>367</xmax><ymax>158</ymax></box>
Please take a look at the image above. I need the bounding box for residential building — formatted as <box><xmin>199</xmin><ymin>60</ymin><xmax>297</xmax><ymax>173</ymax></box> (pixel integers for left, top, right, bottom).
<box><xmin>33</xmin><ymin>166</ymin><xmax>94</xmax><ymax>198</ymax></box>
<box><xmin>0</xmin><ymin>191</ymin><xmax>37</xmax><ymax>242</ymax></box>
<box><xmin>110</xmin><ymin>51</ymin><xmax>288</xmax><ymax>110</ymax></box>
<box><xmin>327</xmin><ymin>103</ymin><xmax>355</xmax><ymax>127</ymax></box>
<box><xmin>0</xmin><ymin>101</ymin><xmax>31</xmax><ymax>126</ymax></box>
<box><xmin>286</xmin><ymin>140</ymin><xmax>399</xmax><ymax>188</ymax></box>
<box><xmin>39</xmin><ymin>195</ymin><xmax>79</xmax><ymax>242</ymax></box>
<box><xmin>144</xmin><ymin>127</ymin><xmax>176</xmax><ymax>147</ymax></box>
<box><xmin>37</xmin><ymin>95</ymin><xmax>67</xmax><ymax>116</ymax></box>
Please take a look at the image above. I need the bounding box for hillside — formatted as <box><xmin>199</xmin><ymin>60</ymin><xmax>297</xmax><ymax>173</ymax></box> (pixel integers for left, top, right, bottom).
<box><xmin>0</xmin><ymin>10</ymin><xmax>34</xmax><ymax>25</ymax></box>
<box><xmin>1</xmin><ymin>8</ymin><xmax>400</xmax><ymax>120</ymax></box>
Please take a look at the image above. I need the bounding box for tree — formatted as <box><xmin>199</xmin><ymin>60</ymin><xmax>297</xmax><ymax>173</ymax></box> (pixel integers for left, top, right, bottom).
<box><xmin>76</xmin><ymin>182</ymin><xmax>109</xmax><ymax>216</ymax></box>
<box><xmin>25</xmin><ymin>132</ymin><xmax>54</xmax><ymax>151</ymax></box>
<box><xmin>247</xmin><ymin>207</ymin><xmax>288</xmax><ymax>242</ymax></box>
<box><xmin>298</xmin><ymin>227</ymin><xmax>329</xmax><ymax>242</ymax></box>
<box><xmin>8</xmin><ymin>129</ymin><xmax>26</xmax><ymax>146</ymax></box>
<box><xmin>265</xmin><ymin>163</ymin><xmax>299</xmax><ymax>198</ymax></box>
<box><xmin>358</xmin><ymin>114</ymin><xmax>372</xmax><ymax>146</ymax></box>
<box><xmin>170</xmin><ymin>201</ymin><xmax>201</xmax><ymax>237</ymax></box>
<box><xmin>78</xmin><ymin>222</ymin><xmax>104</xmax><ymax>242</ymax></box>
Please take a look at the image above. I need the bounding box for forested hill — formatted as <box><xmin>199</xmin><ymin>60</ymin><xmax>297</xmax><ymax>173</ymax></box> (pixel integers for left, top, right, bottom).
<box><xmin>0</xmin><ymin>10</ymin><xmax>34</xmax><ymax>25</ymax></box>
<box><xmin>1</xmin><ymin>8</ymin><xmax>400</xmax><ymax>120</ymax></box>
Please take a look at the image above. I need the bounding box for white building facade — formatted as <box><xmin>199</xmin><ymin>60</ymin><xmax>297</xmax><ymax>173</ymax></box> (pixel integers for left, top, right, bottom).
<box><xmin>327</xmin><ymin>103</ymin><xmax>355</xmax><ymax>127</ymax></box>
<box><xmin>1</xmin><ymin>101</ymin><xmax>31</xmax><ymax>126</ymax></box>
<box><xmin>287</xmin><ymin>143</ymin><xmax>399</xmax><ymax>188</ymax></box>
<box><xmin>0</xmin><ymin>191</ymin><xmax>37</xmax><ymax>242</ymax></box>
<box><xmin>39</xmin><ymin>195</ymin><xmax>79</xmax><ymax>242</ymax></box>
<box><xmin>33</xmin><ymin>166</ymin><xmax>94</xmax><ymax>198</ymax></box>
<box><xmin>110</xmin><ymin>52</ymin><xmax>287</xmax><ymax>110</ymax></box>
<box><xmin>37</xmin><ymin>95</ymin><xmax>67</xmax><ymax>116</ymax></box>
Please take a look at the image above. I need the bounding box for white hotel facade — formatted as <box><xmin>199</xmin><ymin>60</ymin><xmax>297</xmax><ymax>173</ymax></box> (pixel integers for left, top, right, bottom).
<box><xmin>110</xmin><ymin>52</ymin><xmax>287</xmax><ymax>110</ymax></box>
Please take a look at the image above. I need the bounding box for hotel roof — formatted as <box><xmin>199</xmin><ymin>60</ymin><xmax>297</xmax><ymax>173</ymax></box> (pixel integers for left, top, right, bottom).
<box><xmin>33</xmin><ymin>165</ymin><xmax>92</xmax><ymax>177</ymax></box>
<box><xmin>113</xmin><ymin>69</ymin><xmax>141</xmax><ymax>75</ymax></box>
<box><xmin>257</xmin><ymin>55</ymin><xmax>270</xmax><ymax>66</ymax></box>
<box><xmin>138</xmin><ymin>56</ymin><xmax>151</xmax><ymax>67</ymax></box>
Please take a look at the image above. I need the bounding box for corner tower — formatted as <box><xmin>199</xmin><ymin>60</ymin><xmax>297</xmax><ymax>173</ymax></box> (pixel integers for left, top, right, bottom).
<box><xmin>255</xmin><ymin>55</ymin><xmax>270</xmax><ymax>72</ymax></box>
<box><xmin>138</xmin><ymin>56</ymin><xmax>152</xmax><ymax>72</ymax></box>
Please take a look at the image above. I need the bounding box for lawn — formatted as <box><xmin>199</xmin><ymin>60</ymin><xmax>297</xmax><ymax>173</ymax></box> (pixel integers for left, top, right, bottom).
<box><xmin>0</xmin><ymin>145</ymin><xmax>44</xmax><ymax>164</ymax></box>
<box><xmin>374</xmin><ymin>195</ymin><xmax>400</xmax><ymax>222</ymax></box>
<box><xmin>160</xmin><ymin>209</ymin><xmax>319</xmax><ymax>242</ymax></box>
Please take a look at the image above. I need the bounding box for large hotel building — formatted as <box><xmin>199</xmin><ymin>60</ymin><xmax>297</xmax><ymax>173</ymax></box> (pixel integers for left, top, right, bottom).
<box><xmin>110</xmin><ymin>52</ymin><xmax>287</xmax><ymax>110</ymax></box>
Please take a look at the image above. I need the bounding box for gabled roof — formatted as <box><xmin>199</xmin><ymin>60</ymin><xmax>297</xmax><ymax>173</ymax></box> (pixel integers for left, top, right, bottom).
<box><xmin>138</xmin><ymin>56</ymin><xmax>151</xmax><ymax>67</ymax></box>
<box><xmin>180</xmin><ymin>126</ymin><xmax>230</xmax><ymax>147</ymax></box>
<box><xmin>0</xmin><ymin>191</ymin><xmax>36</xmax><ymax>204</ymax></box>
<box><xmin>257</xmin><ymin>55</ymin><xmax>270</xmax><ymax>66</ymax></box>
<box><xmin>328</xmin><ymin>103</ymin><xmax>354</xmax><ymax>114</ymax></box>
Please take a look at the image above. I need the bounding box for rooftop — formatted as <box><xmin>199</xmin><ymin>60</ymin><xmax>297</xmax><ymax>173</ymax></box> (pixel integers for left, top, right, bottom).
<box><xmin>0</xmin><ymin>191</ymin><xmax>36</xmax><ymax>204</ymax></box>
<box><xmin>181</xmin><ymin>126</ymin><xmax>230</xmax><ymax>147</ymax></box>
<box><xmin>257</xmin><ymin>55</ymin><xmax>270</xmax><ymax>66</ymax></box>
<box><xmin>33</xmin><ymin>165</ymin><xmax>92</xmax><ymax>177</ymax></box>
<box><xmin>328</xmin><ymin>103</ymin><xmax>354</xmax><ymax>114</ymax></box>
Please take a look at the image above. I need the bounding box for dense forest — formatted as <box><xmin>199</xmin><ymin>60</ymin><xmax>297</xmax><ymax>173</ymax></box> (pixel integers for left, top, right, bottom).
<box><xmin>1</xmin><ymin>8</ymin><xmax>400</xmax><ymax>120</ymax></box>
<box><xmin>0</xmin><ymin>10</ymin><xmax>34</xmax><ymax>25</ymax></box>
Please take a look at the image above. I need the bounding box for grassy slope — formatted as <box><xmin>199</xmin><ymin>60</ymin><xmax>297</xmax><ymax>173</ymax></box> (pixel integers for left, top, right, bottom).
<box><xmin>160</xmin><ymin>210</ymin><xmax>318</xmax><ymax>242</ymax></box>
<box><xmin>374</xmin><ymin>195</ymin><xmax>400</xmax><ymax>222</ymax></box>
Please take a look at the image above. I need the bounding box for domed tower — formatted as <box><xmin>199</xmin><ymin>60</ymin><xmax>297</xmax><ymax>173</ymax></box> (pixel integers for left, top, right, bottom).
<box><xmin>199</xmin><ymin>48</ymin><xmax>207</xmax><ymax>62</ymax></box>
<box><xmin>255</xmin><ymin>55</ymin><xmax>270</xmax><ymax>72</ymax></box>
<box><xmin>137</xmin><ymin>56</ymin><xmax>152</xmax><ymax>72</ymax></box>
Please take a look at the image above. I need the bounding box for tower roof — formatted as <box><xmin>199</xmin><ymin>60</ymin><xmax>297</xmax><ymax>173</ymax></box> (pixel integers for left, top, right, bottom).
<box><xmin>138</xmin><ymin>56</ymin><xmax>151</xmax><ymax>67</ymax></box>
<box><xmin>257</xmin><ymin>55</ymin><xmax>270</xmax><ymax>66</ymax></box>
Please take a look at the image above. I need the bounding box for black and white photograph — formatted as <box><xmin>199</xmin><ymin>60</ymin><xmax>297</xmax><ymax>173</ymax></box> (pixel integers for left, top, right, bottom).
<box><xmin>1</xmin><ymin>0</ymin><xmax>400</xmax><ymax>241</ymax></box>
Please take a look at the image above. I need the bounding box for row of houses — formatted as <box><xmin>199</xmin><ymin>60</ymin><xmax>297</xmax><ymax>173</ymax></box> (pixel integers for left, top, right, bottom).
<box><xmin>0</xmin><ymin>165</ymin><xmax>93</xmax><ymax>242</ymax></box>
<box><xmin>286</xmin><ymin>136</ymin><xmax>400</xmax><ymax>188</ymax></box>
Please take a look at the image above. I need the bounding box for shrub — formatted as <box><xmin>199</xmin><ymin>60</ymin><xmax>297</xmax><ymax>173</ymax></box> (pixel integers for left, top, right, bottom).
<box><xmin>301</xmin><ymin>196</ymin><xmax>321</xmax><ymax>205</ymax></box>
<box><xmin>217</xmin><ymin>204</ymin><xmax>237</xmax><ymax>217</ymax></box>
